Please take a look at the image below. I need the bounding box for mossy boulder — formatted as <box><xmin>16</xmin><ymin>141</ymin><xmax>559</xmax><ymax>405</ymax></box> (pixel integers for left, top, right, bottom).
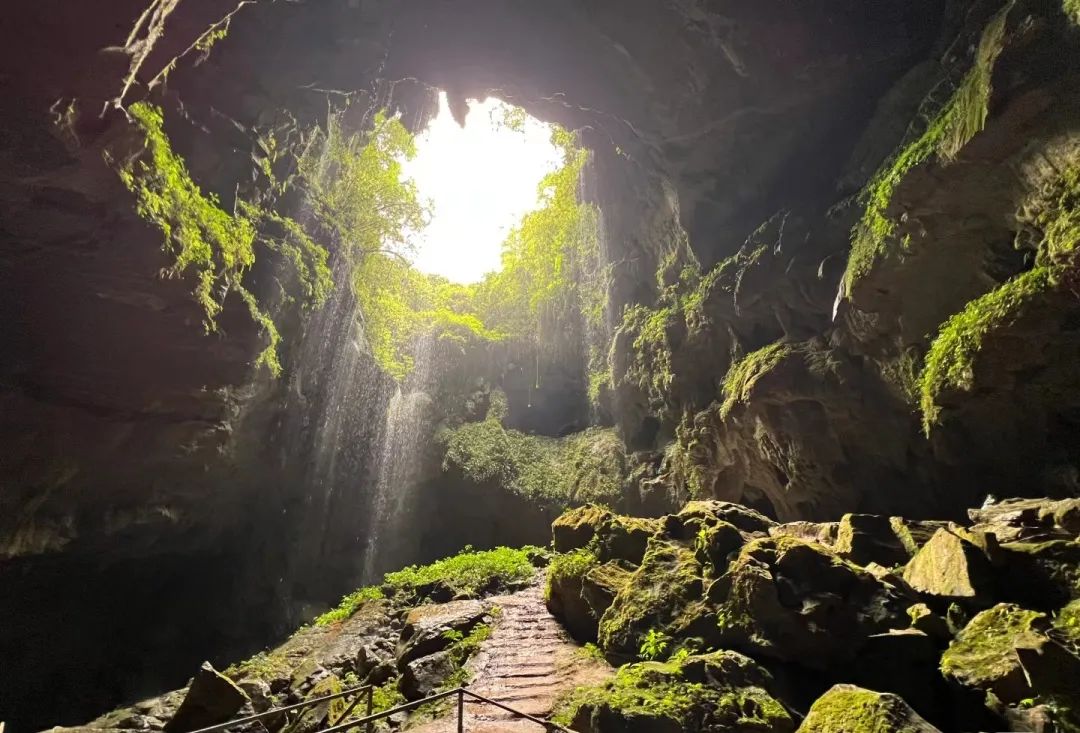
<box><xmin>546</xmin><ymin>549</ymin><xmax>601</xmax><ymax>641</ymax></box>
<box><xmin>796</xmin><ymin>684</ymin><xmax>941</xmax><ymax>733</ymax></box>
<box><xmin>556</xmin><ymin>652</ymin><xmax>794</xmax><ymax>733</ymax></box>
<box><xmin>712</xmin><ymin>536</ymin><xmax>910</xmax><ymax>667</ymax></box>
<box><xmin>553</xmin><ymin>505</ymin><xmax>614</xmax><ymax>552</ymax></box>
<box><xmin>769</xmin><ymin>521</ymin><xmax>838</xmax><ymax>547</ymax></box>
<box><xmin>597</xmin><ymin>538</ymin><xmax>706</xmax><ymax>657</ymax></box>
<box><xmin>694</xmin><ymin>520</ymin><xmax>746</xmax><ymax>572</ymax></box>
<box><xmin>582</xmin><ymin>561</ymin><xmax>635</xmax><ymax>621</ymax></box>
<box><xmin>968</xmin><ymin>497</ymin><xmax>1080</xmax><ymax>542</ymax></box>
<box><xmin>941</xmin><ymin>603</ymin><xmax>1080</xmax><ymax>708</ymax></box>
<box><xmin>902</xmin><ymin>528</ymin><xmax>995</xmax><ymax>600</ymax></box>
<box><xmin>835</xmin><ymin>514</ymin><xmax>911</xmax><ymax>567</ymax></box>
<box><xmin>672</xmin><ymin>500</ymin><xmax>776</xmax><ymax>537</ymax></box>
<box><xmin>396</xmin><ymin>599</ymin><xmax>487</xmax><ymax>665</ymax></box>
<box><xmin>596</xmin><ymin>514</ymin><xmax>662</xmax><ymax>565</ymax></box>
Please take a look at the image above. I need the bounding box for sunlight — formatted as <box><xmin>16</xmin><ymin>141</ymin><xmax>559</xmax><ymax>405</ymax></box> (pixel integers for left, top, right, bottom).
<box><xmin>401</xmin><ymin>92</ymin><xmax>562</xmax><ymax>284</ymax></box>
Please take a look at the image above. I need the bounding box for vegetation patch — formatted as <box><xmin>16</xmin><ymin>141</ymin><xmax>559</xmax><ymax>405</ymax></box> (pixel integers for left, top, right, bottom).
<box><xmin>918</xmin><ymin>267</ymin><xmax>1055</xmax><ymax>431</ymax></box>
<box><xmin>546</xmin><ymin>548</ymin><xmax>600</xmax><ymax>602</ymax></box>
<box><xmin>554</xmin><ymin>656</ymin><xmax>792</xmax><ymax>732</ymax></box>
<box><xmin>440</xmin><ymin>412</ymin><xmax>626</xmax><ymax>506</ymax></box>
<box><xmin>843</xmin><ymin>3</ymin><xmax>1013</xmax><ymax>292</ymax></box>
<box><xmin>315</xmin><ymin>546</ymin><xmax>538</xmax><ymax>625</ymax></box>
<box><xmin>720</xmin><ymin>342</ymin><xmax>795</xmax><ymax>418</ymax></box>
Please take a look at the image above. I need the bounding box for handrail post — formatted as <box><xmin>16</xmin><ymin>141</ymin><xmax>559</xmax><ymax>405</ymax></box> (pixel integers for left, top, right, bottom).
<box><xmin>456</xmin><ymin>689</ymin><xmax>464</xmax><ymax>733</ymax></box>
<box><xmin>365</xmin><ymin>685</ymin><xmax>374</xmax><ymax>733</ymax></box>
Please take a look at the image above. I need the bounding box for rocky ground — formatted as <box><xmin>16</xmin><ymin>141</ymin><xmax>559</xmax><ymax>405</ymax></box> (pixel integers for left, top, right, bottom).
<box><xmin>47</xmin><ymin>495</ymin><xmax>1080</xmax><ymax>733</ymax></box>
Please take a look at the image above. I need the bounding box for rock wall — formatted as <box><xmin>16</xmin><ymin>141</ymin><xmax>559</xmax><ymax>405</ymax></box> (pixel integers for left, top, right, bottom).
<box><xmin>2</xmin><ymin>0</ymin><xmax>1079</xmax><ymax>729</ymax></box>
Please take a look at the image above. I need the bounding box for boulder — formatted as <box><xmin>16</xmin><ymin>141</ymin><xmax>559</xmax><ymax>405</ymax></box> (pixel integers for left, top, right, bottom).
<box><xmin>672</xmin><ymin>500</ymin><xmax>775</xmax><ymax>536</ymax></box>
<box><xmin>941</xmin><ymin>603</ymin><xmax>1080</xmax><ymax>706</ymax></box>
<box><xmin>553</xmin><ymin>505</ymin><xmax>613</xmax><ymax>552</ymax></box>
<box><xmin>968</xmin><ymin>498</ymin><xmax>1080</xmax><ymax>543</ymax></box>
<box><xmin>285</xmin><ymin>675</ymin><xmax>348</xmax><ymax>733</ymax></box>
<box><xmin>693</xmin><ymin>520</ymin><xmax>745</xmax><ymax>572</ymax></box>
<box><xmin>769</xmin><ymin>521</ymin><xmax>838</xmax><ymax>547</ymax></box>
<box><xmin>597</xmin><ymin>539</ymin><xmax>705</xmax><ymax>657</ymax></box>
<box><xmin>906</xmin><ymin>603</ymin><xmax>951</xmax><ymax>641</ymax></box>
<box><xmin>581</xmin><ymin>561</ymin><xmax>634</xmax><ymax>621</ymax></box>
<box><xmin>558</xmin><ymin>653</ymin><xmax>793</xmax><ymax>733</ymax></box>
<box><xmin>712</xmin><ymin>536</ymin><xmax>910</xmax><ymax>667</ymax></box>
<box><xmin>164</xmin><ymin>663</ymin><xmax>248</xmax><ymax>733</ymax></box>
<box><xmin>399</xmin><ymin>651</ymin><xmax>456</xmax><ymax>700</ymax></box>
<box><xmin>396</xmin><ymin>600</ymin><xmax>487</xmax><ymax>665</ymax></box>
<box><xmin>834</xmin><ymin>514</ymin><xmax>910</xmax><ymax>567</ymax></box>
<box><xmin>595</xmin><ymin>515</ymin><xmax>661</xmax><ymax>565</ymax></box>
<box><xmin>796</xmin><ymin>685</ymin><xmax>941</xmax><ymax>733</ymax></box>
<box><xmin>547</xmin><ymin>549</ymin><xmax>601</xmax><ymax>641</ymax></box>
<box><xmin>902</xmin><ymin>528</ymin><xmax>995</xmax><ymax>600</ymax></box>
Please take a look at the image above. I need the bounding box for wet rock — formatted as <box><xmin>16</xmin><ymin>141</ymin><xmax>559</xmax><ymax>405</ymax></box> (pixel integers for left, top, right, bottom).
<box><xmin>552</xmin><ymin>505</ymin><xmax>612</xmax><ymax>552</ymax></box>
<box><xmin>595</xmin><ymin>514</ymin><xmax>660</xmax><ymax>565</ymax></box>
<box><xmin>597</xmin><ymin>539</ymin><xmax>705</xmax><ymax>657</ymax></box>
<box><xmin>399</xmin><ymin>651</ymin><xmax>456</xmax><ymax>700</ymax></box>
<box><xmin>941</xmin><ymin>603</ymin><xmax>1080</xmax><ymax>707</ymax></box>
<box><xmin>164</xmin><ymin>663</ymin><xmax>249</xmax><ymax>733</ymax></box>
<box><xmin>712</xmin><ymin>536</ymin><xmax>910</xmax><ymax>668</ymax></box>
<box><xmin>834</xmin><ymin>513</ymin><xmax>910</xmax><ymax>567</ymax></box>
<box><xmin>693</xmin><ymin>520</ymin><xmax>745</xmax><ymax>572</ymax></box>
<box><xmin>968</xmin><ymin>498</ymin><xmax>1080</xmax><ymax>542</ymax></box>
<box><xmin>674</xmin><ymin>500</ymin><xmax>776</xmax><ymax>536</ymax></box>
<box><xmin>797</xmin><ymin>684</ymin><xmax>941</xmax><ymax>733</ymax></box>
<box><xmin>561</xmin><ymin>653</ymin><xmax>793</xmax><ymax>733</ymax></box>
<box><xmin>396</xmin><ymin>600</ymin><xmax>487</xmax><ymax>665</ymax></box>
<box><xmin>769</xmin><ymin>521</ymin><xmax>838</xmax><ymax>547</ymax></box>
<box><xmin>907</xmin><ymin>603</ymin><xmax>951</xmax><ymax>641</ymax></box>
<box><xmin>547</xmin><ymin>549</ymin><xmax>601</xmax><ymax>641</ymax></box>
<box><xmin>581</xmin><ymin>561</ymin><xmax>634</xmax><ymax>621</ymax></box>
<box><xmin>902</xmin><ymin>528</ymin><xmax>995</xmax><ymax>600</ymax></box>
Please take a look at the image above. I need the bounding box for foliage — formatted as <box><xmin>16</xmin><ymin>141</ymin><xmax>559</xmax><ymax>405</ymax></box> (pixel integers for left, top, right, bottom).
<box><xmin>720</xmin><ymin>342</ymin><xmax>795</xmax><ymax>418</ymax></box>
<box><xmin>313</xmin><ymin>586</ymin><xmax>384</xmax><ymax>626</ymax></box>
<box><xmin>315</xmin><ymin>546</ymin><xmax>536</xmax><ymax>625</ymax></box>
<box><xmin>370</xmin><ymin>681</ymin><xmax>407</xmax><ymax>714</ymax></box>
<box><xmin>918</xmin><ymin>267</ymin><xmax>1054</xmax><ymax>432</ymax></box>
<box><xmin>439</xmin><ymin>623</ymin><xmax>492</xmax><ymax>690</ymax></box>
<box><xmin>440</xmin><ymin>415</ymin><xmax>626</xmax><ymax>506</ymax></box>
<box><xmin>577</xmin><ymin>642</ymin><xmax>607</xmax><ymax>662</ymax></box>
<box><xmin>639</xmin><ymin>629</ymin><xmax>672</xmax><ymax>661</ymax></box>
<box><xmin>1031</xmin><ymin>161</ymin><xmax>1080</xmax><ymax>264</ymax></box>
<box><xmin>843</xmin><ymin>3</ymin><xmax>1013</xmax><ymax>291</ymax></box>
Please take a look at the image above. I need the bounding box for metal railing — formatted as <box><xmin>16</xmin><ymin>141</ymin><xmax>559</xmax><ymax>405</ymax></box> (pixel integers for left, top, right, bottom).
<box><xmin>188</xmin><ymin>684</ymin><xmax>574</xmax><ymax>733</ymax></box>
<box><xmin>188</xmin><ymin>684</ymin><xmax>375</xmax><ymax>733</ymax></box>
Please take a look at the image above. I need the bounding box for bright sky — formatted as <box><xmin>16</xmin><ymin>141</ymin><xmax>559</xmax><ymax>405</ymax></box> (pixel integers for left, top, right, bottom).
<box><xmin>401</xmin><ymin>93</ymin><xmax>562</xmax><ymax>284</ymax></box>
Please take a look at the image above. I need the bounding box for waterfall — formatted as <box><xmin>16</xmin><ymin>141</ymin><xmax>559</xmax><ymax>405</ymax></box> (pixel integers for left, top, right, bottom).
<box><xmin>361</xmin><ymin>332</ymin><xmax>437</xmax><ymax>581</ymax></box>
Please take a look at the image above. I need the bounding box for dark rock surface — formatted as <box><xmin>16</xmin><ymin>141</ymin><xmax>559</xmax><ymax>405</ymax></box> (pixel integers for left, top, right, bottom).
<box><xmin>3</xmin><ymin>0</ymin><xmax>1080</xmax><ymax>728</ymax></box>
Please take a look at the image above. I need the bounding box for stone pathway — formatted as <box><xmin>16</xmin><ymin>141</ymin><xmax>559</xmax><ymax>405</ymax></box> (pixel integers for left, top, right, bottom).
<box><xmin>406</xmin><ymin>578</ymin><xmax>611</xmax><ymax>733</ymax></box>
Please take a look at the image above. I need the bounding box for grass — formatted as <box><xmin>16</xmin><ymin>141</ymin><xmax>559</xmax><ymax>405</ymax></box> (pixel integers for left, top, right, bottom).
<box><xmin>315</xmin><ymin>546</ymin><xmax>538</xmax><ymax>626</ymax></box>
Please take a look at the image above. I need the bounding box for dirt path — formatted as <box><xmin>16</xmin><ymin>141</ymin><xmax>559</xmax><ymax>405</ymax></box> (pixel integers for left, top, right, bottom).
<box><xmin>407</xmin><ymin>578</ymin><xmax>611</xmax><ymax>733</ymax></box>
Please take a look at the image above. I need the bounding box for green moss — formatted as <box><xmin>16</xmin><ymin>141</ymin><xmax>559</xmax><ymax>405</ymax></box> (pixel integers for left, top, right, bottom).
<box><xmin>941</xmin><ymin>603</ymin><xmax>1047</xmax><ymax>687</ymax></box>
<box><xmin>223</xmin><ymin>650</ymin><xmax>292</xmax><ymax>682</ymax></box>
<box><xmin>547</xmin><ymin>548</ymin><xmax>599</xmax><ymax>602</ymax></box>
<box><xmin>597</xmin><ymin>540</ymin><xmax>704</xmax><ymax>655</ymax></box>
<box><xmin>1065</xmin><ymin>0</ymin><xmax>1080</xmax><ymax>24</ymax></box>
<box><xmin>554</xmin><ymin>655</ymin><xmax>792</xmax><ymax>732</ymax></box>
<box><xmin>1031</xmin><ymin>160</ymin><xmax>1080</xmax><ymax>264</ymax></box>
<box><xmin>439</xmin><ymin>623</ymin><xmax>493</xmax><ymax>689</ymax></box>
<box><xmin>799</xmin><ymin>685</ymin><xmax>936</xmax><ymax>733</ymax></box>
<box><xmin>440</xmin><ymin>419</ymin><xmax>626</xmax><ymax>507</ymax></box>
<box><xmin>316</xmin><ymin>546</ymin><xmax>538</xmax><ymax>625</ymax></box>
<box><xmin>919</xmin><ymin>267</ymin><xmax>1055</xmax><ymax>432</ymax></box>
<box><xmin>1055</xmin><ymin>600</ymin><xmax>1080</xmax><ymax>654</ymax></box>
<box><xmin>844</xmin><ymin>3</ymin><xmax>1013</xmax><ymax>292</ymax></box>
<box><xmin>720</xmin><ymin>342</ymin><xmax>795</xmax><ymax>418</ymax></box>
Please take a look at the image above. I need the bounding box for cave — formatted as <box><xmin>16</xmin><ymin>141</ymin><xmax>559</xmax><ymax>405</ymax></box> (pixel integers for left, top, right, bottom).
<box><xmin>3</xmin><ymin>1</ymin><xmax>1080</xmax><ymax>731</ymax></box>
